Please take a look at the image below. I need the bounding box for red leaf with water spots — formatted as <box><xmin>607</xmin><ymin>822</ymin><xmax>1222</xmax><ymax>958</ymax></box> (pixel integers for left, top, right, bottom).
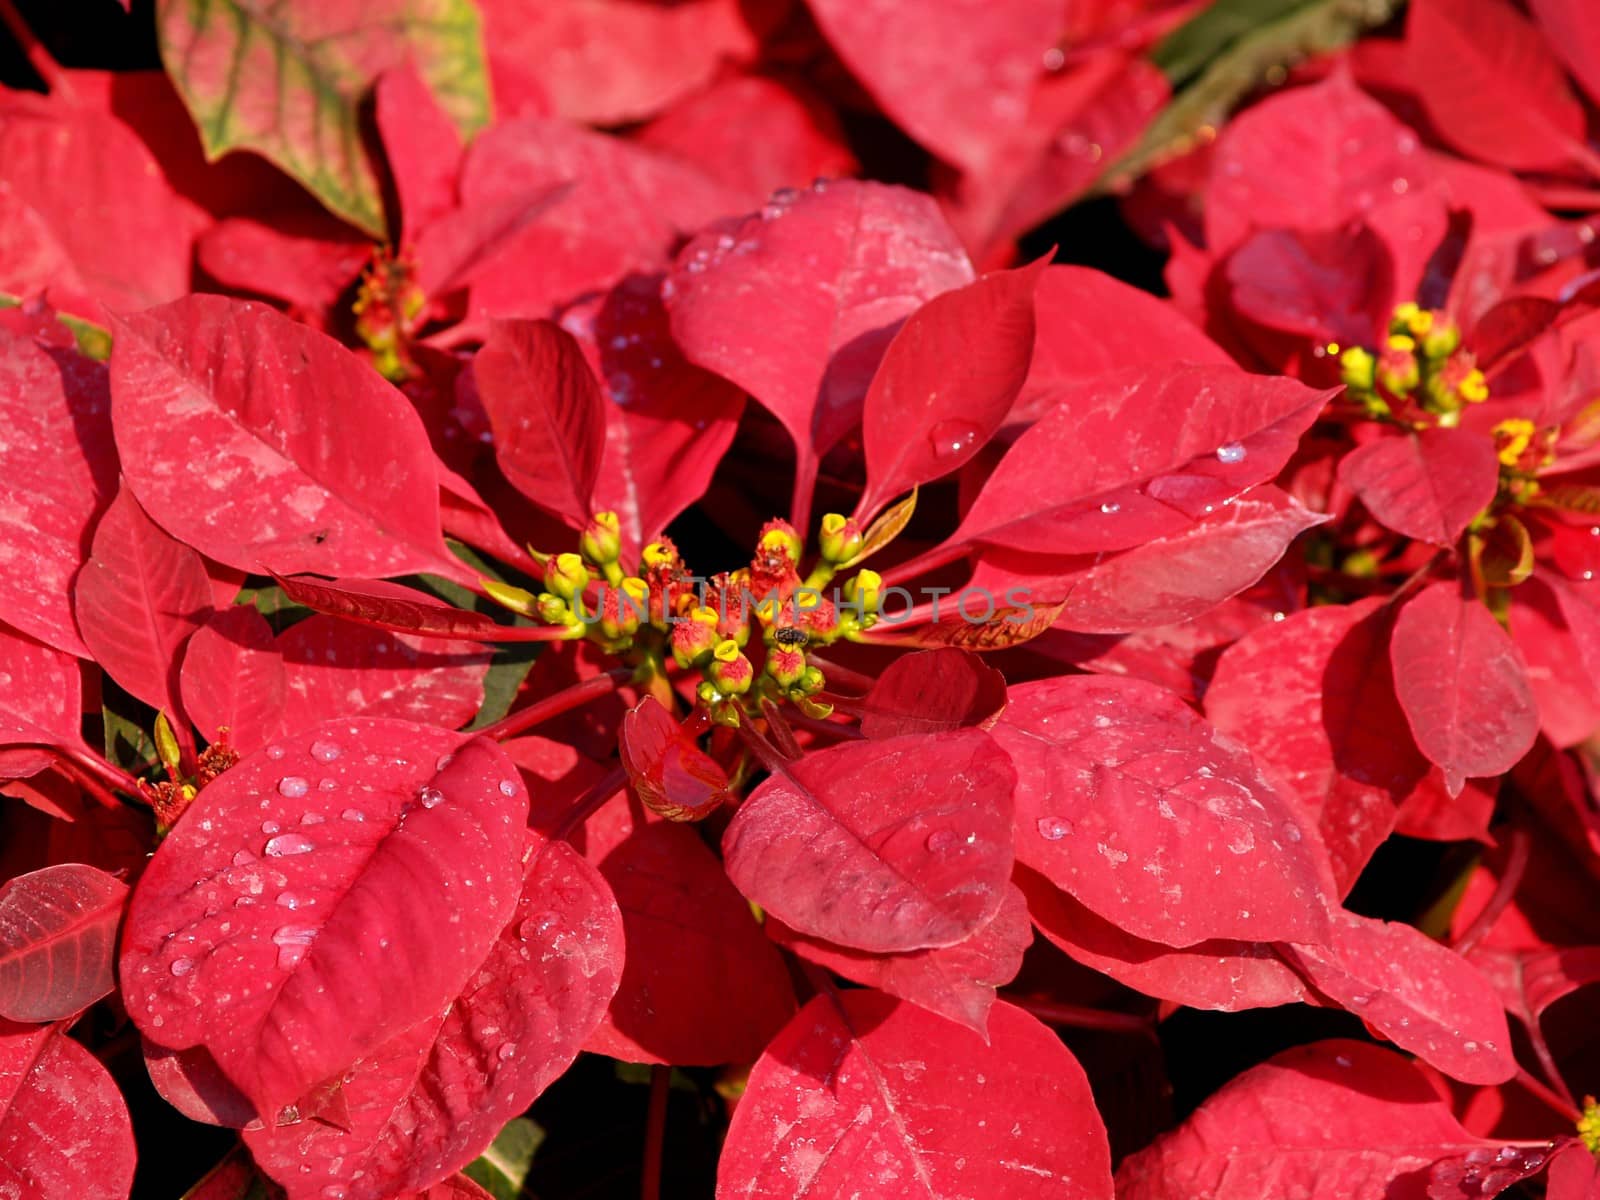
<box><xmin>0</xmin><ymin>626</ymin><xmax>88</xmax><ymax>776</ymax></box>
<box><xmin>665</xmin><ymin>180</ymin><xmax>974</xmax><ymax>517</ymax></box>
<box><xmin>1283</xmin><ymin>909</ymin><xmax>1516</xmax><ymax>1085</ymax></box>
<box><xmin>618</xmin><ymin>697</ymin><xmax>730</xmax><ymax>822</ymax></box>
<box><xmin>0</xmin><ymin>864</ymin><xmax>127</xmax><ymax>1022</ymax></box>
<box><xmin>577</xmin><ymin>795</ymin><xmax>794</xmax><ymax>1065</ymax></box>
<box><xmin>855</xmin><ymin>648</ymin><xmax>1008</xmax><ymax>739</ymax></box>
<box><xmin>1337</xmin><ymin>429</ymin><xmax>1500</xmax><ymax>546</ymax></box>
<box><xmin>856</xmin><ymin>257</ymin><xmax>1048</xmax><ymax>519</ymax></box>
<box><xmin>722</xmin><ymin>730</ymin><xmax>1016</xmax><ymax>953</ymax></box>
<box><xmin>110</xmin><ymin>296</ymin><xmax>464</xmax><ymax>582</ymax></box>
<box><xmin>473</xmin><ymin>319</ymin><xmax>607</xmax><ymax>528</ymax></box>
<box><xmin>1018</xmin><ymin>866</ymin><xmax>1313</xmax><ymax>1012</ymax></box>
<box><xmin>767</xmin><ymin>883</ymin><xmax>1031</xmax><ymax>1037</ymax></box>
<box><xmin>1390</xmin><ymin>582</ymin><xmax>1540</xmax><ymax>795</ymax></box>
<box><xmin>1408</xmin><ymin>0</ymin><xmax>1594</xmax><ymax>175</ymax></box>
<box><xmin>1117</xmin><ymin>1040</ymin><xmax>1511</xmax><ymax>1200</ymax></box>
<box><xmin>0</xmin><ymin>329</ymin><xmax>115</xmax><ymax>658</ymax></box>
<box><xmin>0</xmin><ymin>1020</ymin><xmax>136</xmax><ymax>1200</ymax></box>
<box><xmin>179</xmin><ymin>607</ymin><xmax>287</xmax><ymax>756</ymax></box>
<box><xmin>992</xmin><ymin>675</ymin><xmax>1333</xmax><ymax>947</ymax></box>
<box><xmin>952</xmin><ymin>365</ymin><xmax>1332</xmax><ymax>556</ymax></box>
<box><xmin>73</xmin><ymin>486</ymin><xmax>212</xmax><ymax>720</ymax></box>
<box><xmin>717</xmin><ymin>993</ymin><xmax>1112</xmax><ymax>1199</ymax></box>
<box><xmin>1205</xmin><ymin>600</ymin><xmax>1425</xmax><ymax>895</ymax></box>
<box><xmin>120</xmin><ymin>720</ymin><xmax>529</xmax><ymax>1119</ymax></box>
<box><xmin>242</xmin><ymin>832</ymin><xmax>621</xmax><ymax>1200</ymax></box>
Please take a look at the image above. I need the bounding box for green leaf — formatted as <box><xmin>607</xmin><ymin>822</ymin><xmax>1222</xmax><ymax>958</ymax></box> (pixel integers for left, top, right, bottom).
<box><xmin>1152</xmin><ymin>0</ymin><xmax>1312</xmax><ymax>86</ymax></box>
<box><xmin>463</xmin><ymin>1117</ymin><xmax>544</xmax><ymax>1200</ymax></box>
<box><xmin>103</xmin><ymin>706</ymin><xmax>157</xmax><ymax>774</ymax></box>
<box><xmin>155</xmin><ymin>0</ymin><xmax>491</xmax><ymax>236</ymax></box>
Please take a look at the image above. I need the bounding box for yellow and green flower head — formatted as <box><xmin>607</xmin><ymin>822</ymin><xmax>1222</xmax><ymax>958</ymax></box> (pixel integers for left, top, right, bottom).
<box><xmin>1337</xmin><ymin>302</ymin><xmax>1487</xmax><ymax>423</ymax></box>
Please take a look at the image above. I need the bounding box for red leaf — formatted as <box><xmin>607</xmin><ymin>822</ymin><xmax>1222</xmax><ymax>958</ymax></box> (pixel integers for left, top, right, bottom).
<box><xmin>74</xmin><ymin>486</ymin><xmax>212</xmax><ymax>719</ymax></box>
<box><xmin>0</xmin><ymin>1021</ymin><xmax>136</xmax><ymax>1199</ymax></box>
<box><xmin>1116</xmin><ymin>1040</ymin><xmax>1503</xmax><ymax>1200</ymax></box>
<box><xmin>974</xmin><ymin>484</ymin><xmax>1327</xmax><ymax>633</ymax></box>
<box><xmin>243</xmin><ymin>834</ymin><xmax>622</xmax><ymax>1200</ymax></box>
<box><xmin>577</xmin><ymin>796</ymin><xmax>794</xmax><ymax>1065</ymax></box>
<box><xmin>1530</xmin><ymin>0</ymin><xmax>1600</xmax><ymax>111</ymax></box>
<box><xmin>1205</xmin><ymin>600</ymin><xmax>1426</xmax><ymax>895</ymax></box>
<box><xmin>856</xmin><ymin>256</ymin><xmax>1048</xmax><ymax>519</ymax></box>
<box><xmin>142</xmin><ymin>1041</ymin><xmax>257</xmax><ymax>1129</ymax></box>
<box><xmin>0</xmin><ymin>864</ymin><xmax>127</xmax><ymax>1022</ymax></box>
<box><xmin>1548</xmin><ymin>1140</ymin><xmax>1600</xmax><ymax>1200</ymax></box>
<box><xmin>1408</xmin><ymin>0</ymin><xmax>1594</xmax><ymax>174</ymax></box>
<box><xmin>121</xmin><ymin>720</ymin><xmax>530</xmax><ymax>1118</ymax></box>
<box><xmin>717</xmin><ymin>993</ymin><xmax>1112</xmax><ymax>1199</ymax></box>
<box><xmin>1337</xmin><ymin>429</ymin><xmax>1501</xmax><ymax>546</ymax></box>
<box><xmin>375</xmin><ymin>63</ymin><xmax>461</xmax><ymax>244</ymax></box>
<box><xmin>954</xmin><ymin>365</ymin><xmax>1332</xmax><ymax>555</ymax></box>
<box><xmin>1284</xmin><ymin>909</ymin><xmax>1516</xmax><ymax>1084</ymax></box>
<box><xmin>110</xmin><ymin>295</ymin><xmax>464</xmax><ymax>581</ymax></box>
<box><xmin>0</xmin><ymin>627</ymin><xmax>88</xmax><ymax>771</ymax></box>
<box><xmin>768</xmin><ymin>884</ymin><xmax>1031</xmax><ymax>1037</ymax></box>
<box><xmin>1508</xmin><ymin>575</ymin><xmax>1600</xmax><ymax>748</ymax></box>
<box><xmin>481</xmin><ymin>0</ymin><xmax>756</xmax><ymax>126</ymax></box>
<box><xmin>1224</xmin><ymin>223</ymin><xmax>1395</xmax><ymax>353</ymax></box>
<box><xmin>804</xmin><ymin>0</ymin><xmax>1061</xmax><ymax>174</ymax></box>
<box><xmin>1391</xmin><ymin>582</ymin><xmax>1540</xmax><ymax>795</ymax></box>
<box><xmin>179</xmin><ymin>607</ymin><xmax>287</xmax><ymax>756</ymax></box>
<box><xmin>664</xmin><ymin>179</ymin><xmax>974</xmax><ymax>515</ymax></box>
<box><xmin>0</xmin><ymin>330</ymin><xmax>115</xmax><ymax>657</ymax></box>
<box><xmin>269</xmin><ymin>574</ymin><xmax>517</xmax><ymax>642</ymax></box>
<box><xmin>854</xmin><ymin>648</ymin><xmax>1008</xmax><ymax>739</ymax></box>
<box><xmin>993</xmin><ymin>675</ymin><xmax>1333</xmax><ymax>947</ymax></box>
<box><xmin>1018</xmin><ymin>865</ymin><xmax>1313</xmax><ymax>1012</ymax></box>
<box><xmin>722</xmin><ymin>730</ymin><xmax>1016</xmax><ymax>953</ymax></box>
<box><xmin>473</xmin><ymin>319</ymin><xmax>607</xmax><ymax>527</ymax></box>
<box><xmin>276</xmin><ymin>616</ymin><xmax>490</xmax><ymax>737</ymax></box>
<box><xmin>618</xmin><ymin>698</ymin><xmax>730</xmax><ymax>822</ymax></box>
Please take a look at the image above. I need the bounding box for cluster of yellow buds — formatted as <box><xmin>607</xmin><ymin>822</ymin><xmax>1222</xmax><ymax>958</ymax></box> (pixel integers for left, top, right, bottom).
<box><xmin>1338</xmin><ymin>302</ymin><xmax>1487</xmax><ymax>425</ymax></box>
<box><xmin>489</xmin><ymin>509</ymin><xmax>888</xmax><ymax>726</ymax></box>
<box><xmin>353</xmin><ymin>247</ymin><xmax>427</xmax><ymax>382</ymax></box>
<box><xmin>1492</xmin><ymin>417</ymin><xmax>1558</xmax><ymax>504</ymax></box>
<box><xmin>1579</xmin><ymin>1095</ymin><xmax>1600</xmax><ymax>1156</ymax></box>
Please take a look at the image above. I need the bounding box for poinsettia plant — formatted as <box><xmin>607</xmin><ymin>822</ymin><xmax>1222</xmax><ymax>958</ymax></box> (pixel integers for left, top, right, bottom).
<box><xmin>1</xmin><ymin>0</ymin><xmax>1599</xmax><ymax>1198</ymax></box>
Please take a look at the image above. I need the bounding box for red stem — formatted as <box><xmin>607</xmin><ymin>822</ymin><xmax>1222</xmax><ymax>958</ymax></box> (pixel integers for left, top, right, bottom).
<box><xmin>1511</xmin><ymin>1067</ymin><xmax>1580</xmax><ymax>1124</ymax></box>
<box><xmin>1000</xmin><ymin>994</ymin><xmax>1156</xmax><ymax>1036</ymax></box>
<box><xmin>790</xmin><ymin>451</ymin><xmax>820</xmax><ymax>544</ymax></box>
<box><xmin>879</xmin><ymin>538</ymin><xmax>971</xmax><ymax>589</ymax></box>
<box><xmin>784</xmin><ymin>710</ymin><xmax>865</xmax><ymax>743</ymax></box>
<box><xmin>1453</xmin><ymin>824</ymin><xmax>1531</xmax><ymax>956</ymax></box>
<box><xmin>805</xmin><ymin>656</ymin><xmax>874</xmax><ymax>694</ymax></box>
<box><xmin>551</xmin><ymin>765</ymin><xmax>628</xmax><ymax>842</ymax></box>
<box><xmin>760</xmin><ymin>699</ymin><xmax>804</xmax><ymax>761</ymax></box>
<box><xmin>479</xmin><ymin>668</ymin><xmax>632</xmax><ymax>741</ymax></box>
<box><xmin>61</xmin><ymin>745</ymin><xmax>141</xmax><ymax>800</ymax></box>
<box><xmin>734</xmin><ymin>718</ymin><xmax>796</xmax><ymax>776</ymax></box>
<box><xmin>640</xmin><ymin>1064</ymin><xmax>670</xmax><ymax>1200</ymax></box>
<box><xmin>54</xmin><ymin>755</ymin><xmax>131</xmax><ymax>813</ymax></box>
<box><xmin>0</xmin><ymin>0</ymin><xmax>70</xmax><ymax>96</ymax></box>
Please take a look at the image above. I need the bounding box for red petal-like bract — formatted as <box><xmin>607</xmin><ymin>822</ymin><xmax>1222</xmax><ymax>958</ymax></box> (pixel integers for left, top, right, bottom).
<box><xmin>855</xmin><ymin>648</ymin><xmax>1008</xmax><ymax>740</ymax></box>
<box><xmin>722</xmin><ymin>730</ymin><xmax>1016</xmax><ymax>953</ymax></box>
<box><xmin>665</xmin><ymin>180</ymin><xmax>974</xmax><ymax>517</ymax></box>
<box><xmin>0</xmin><ymin>329</ymin><xmax>115</xmax><ymax>657</ymax></box>
<box><xmin>1530</xmin><ymin>0</ymin><xmax>1600</xmax><ymax>108</ymax></box>
<box><xmin>769</xmin><ymin>883</ymin><xmax>1031</xmax><ymax>1037</ymax></box>
<box><xmin>0</xmin><ymin>864</ymin><xmax>127</xmax><ymax>1022</ymax></box>
<box><xmin>0</xmin><ymin>1020</ymin><xmax>136</xmax><ymax>1199</ymax></box>
<box><xmin>1283</xmin><ymin>909</ymin><xmax>1516</xmax><ymax>1085</ymax></box>
<box><xmin>179</xmin><ymin>606</ymin><xmax>287</xmax><ymax>756</ymax></box>
<box><xmin>717</xmin><ymin>993</ymin><xmax>1112</xmax><ymax>1199</ymax></box>
<box><xmin>856</xmin><ymin>256</ymin><xmax>1047</xmax><ymax>519</ymax></box>
<box><xmin>243</xmin><ymin>833</ymin><xmax>622</xmax><ymax>1200</ymax></box>
<box><xmin>1390</xmin><ymin>582</ymin><xmax>1540</xmax><ymax>795</ymax></box>
<box><xmin>1408</xmin><ymin>0</ymin><xmax>1593</xmax><ymax>174</ymax></box>
<box><xmin>121</xmin><ymin>719</ymin><xmax>529</xmax><ymax>1119</ymax></box>
<box><xmin>110</xmin><ymin>295</ymin><xmax>464</xmax><ymax>581</ymax></box>
<box><xmin>953</xmin><ymin>365</ymin><xmax>1332</xmax><ymax>555</ymax></box>
<box><xmin>269</xmin><ymin>574</ymin><xmax>515</xmax><ymax>642</ymax></box>
<box><xmin>994</xmin><ymin>675</ymin><xmax>1333</xmax><ymax>947</ymax></box>
<box><xmin>1205</xmin><ymin>599</ymin><xmax>1422</xmax><ymax>894</ymax></box>
<box><xmin>1116</xmin><ymin>1040</ymin><xmax>1504</xmax><ymax>1200</ymax></box>
<box><xmin>618</xmin><ymin>697</ymin><xmax>730</xmax><ymax>822</ymax></box>
<box><xmin>0</xmin><ymin>626</ymin><xmax>88</xmax><ymax>774</ymax></box>
<box><xmin>1337</xmin><ymin>429</ymin><xmax>1501</xmax><ymax>547</ymax></box>
<box><xmin>74</xmin><ymin>486</ymin><xmax>212</xmax><ymax>720</ymax></box>
<box><xmin>473</xmin><ymin>318</ymin><xmax>607</xmax><ymax>528</ymax></box>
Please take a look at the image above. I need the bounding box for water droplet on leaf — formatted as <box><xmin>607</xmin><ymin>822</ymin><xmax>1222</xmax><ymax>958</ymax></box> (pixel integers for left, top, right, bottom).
<box><xmin>264</xmin><ymin>833</ymin><xmax>315</xmax><ymax>857</ymax></box>
<box><xmin>310</xmin><ymin>741</ymin><xmax>341</xmax><ymax>762</ymax></box>
<box><xmin>277</xmin><ymin>776</ymin><xmax>309</xmax><ymax>798</ymax></box>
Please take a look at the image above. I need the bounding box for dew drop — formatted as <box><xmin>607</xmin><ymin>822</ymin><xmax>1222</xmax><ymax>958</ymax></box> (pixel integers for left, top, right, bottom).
<box><xmin>300</xmin><ymin>812</ymin><xmax>324</xmax><ymax>826</ymax></box>
<box><xmin>232</xmin><ymin>848</ymin><xmax>257</xmax><ymax>866</ymax></box>
<box><xmin>275</xmin><ymin>892</ymin><xmax>304</xmax><ymax>910</ymax></box>
<box><xmin>1335</xmin><ymin>1054</ymin><xmax>1352</xmax><ymax>1068</ymax></box>
<box><xmin>261</xmin><ymin>821</ymin><xmax>281</xmax><ymax>834</ymax></box>
<box><xmin>264</xmin><ymin>833</ymin><xmax>315</xmax><ymax>857</ymax></box>
<box><xmin>925</xmin><ymin>830</ymin><xmax>959</xmax><ymax>852</ymax></box>
<box><xmin>1215</xmin><ymin>441</ymin><xmax>1247</xmax><ymax>464</ymax></box>
<box><xmin>519</xmin><ymin>911</ymin><xmax>562</xmax><ymax>941</ymax></box>
<box><xmin>418</xmin><ymin>786</ymin><xmax>445</xmax><ymax>809</ymax></box>
<box><xmin>277</xmin><ymin>776</ymin><xmax>309</xmax><ymax>799</ymax></box>
<box><xmin>498</xmin><ymin>779</ymin><xmax>517</xmax><ymax>797</ymax></box>
<box><xmin>1463</xmin><ymin>1040</ymin><xmax>1479</xmax><ymax>1053</ymax></box>
<box><xmin>170</xmin><ymin>957</ymin><xmax>194</xmax><ymax>977</ymax></box>
<box><xmin>1036</xmin><ymin>816</ymin><xmax>1072</xmax><ymax>841</ymax></box>
<box><xmin>310</xmin><ymin>740</ymin><xmax>341</xmax><ymax>763</ymax></box>
<box><xmin>497</xmin><ymin>1043</ymin><xmax>517</xmax><ymax>1061</ymax></box>
<box><xmin>435</xmin><ymin>753</ymin><xmax>454</xmax><ymax>771</ymax></box>
<box><xmin>341</xmin><ymin>808</ymin><xmax>366</xmax><ymax>822</ymax></box>
<box><xmin>322</xmin><ymin>1188</ymin><xmax>348</xmax><ymax>1200</ymax></box>
<box><xmin>1099</xmin><ymin>501</ymin><xmax>1120</xmax><ymax>514</ymax></box>
<box><xmin>265</xmin><ymin>745</ymin><xmax>285</xmax><ymax>760</ymax></box>
<box><xmin>928</xmin><ymin>419</ymin><xmax>981</xmax><ymax>461</ymax></box>
<box><xmin>318</xmin><ymin>778</ymin><xmax>337</xmax><ymax>791</ymax></box>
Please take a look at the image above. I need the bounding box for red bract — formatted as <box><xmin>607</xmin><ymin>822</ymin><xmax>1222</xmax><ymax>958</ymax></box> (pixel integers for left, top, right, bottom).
<box><xmin>8</xmin><ymin>1</ymin><xmax>1600</xmax><ymax>1193</ymax></box>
